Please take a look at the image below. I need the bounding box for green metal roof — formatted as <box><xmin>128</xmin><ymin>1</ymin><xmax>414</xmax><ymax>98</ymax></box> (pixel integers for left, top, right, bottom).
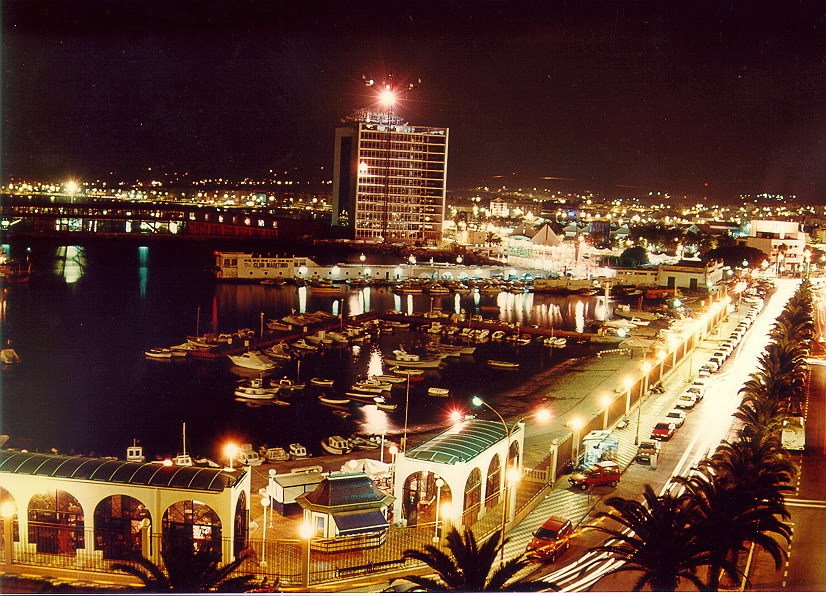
<box><xmin>406</xmin><ymin>419</ymin><xmax>508</xmax><ymax>465</ymax></box>
<box><xmin>0</xmin><ymin>450</ymin><xmax>245</xmax><ymax>493</ymax></box>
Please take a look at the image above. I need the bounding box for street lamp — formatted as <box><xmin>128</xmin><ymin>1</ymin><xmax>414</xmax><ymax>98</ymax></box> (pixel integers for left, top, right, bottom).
<box><xmin>1</xmin><ymin>500</ymin><xmax>14</xmax><ymax>567</ymax></box>
<box><xmin>635</xmin><ymin>362</ymin><xmax>652</xmax><ymax>446</ymax></box>
<box><xmin>259</xmin><ymin>496</ymin><xmax>270</xmax><ymax>567</ymax></box>
<box><xmin>471</xmin><ymin>396</ymin><xmax>514</xmax><ymax>566</ymax></box>
<box><xmin>434</xmin><ymin>477</ymin><xmax>444</xmax><ymax>543</ymax></box>
<box><xmin>570</xmin><ymin>417</ymin><xmax>584</xmax><ymax>467</ymax></box>
<box><xmin>359</xmin><ymin>253</ymin><xmax>366</xmax><ymax>263</ymax></box>
<box><xmin>223</xmin><ymin>443</ymin><xmax>239</xmax><ymax>470</ymax></box>
<box><xmin>601</xmin><ymin>394</ymin><xmax>614</xmax><ymax>429</ymax></box>
<box><xmin>298</xmin><ymin>521</ymin><xmax>314</xmax><ymax>588</ymax></box>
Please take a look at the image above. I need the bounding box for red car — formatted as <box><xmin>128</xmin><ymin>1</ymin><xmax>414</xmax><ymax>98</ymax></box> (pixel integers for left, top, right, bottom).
<box><xmin>525</xmin><ymin>516</ymin><xmax>573</xmax><ymax>562</ymax></box>
<box><xmin>650</xmin><ymin>422</ymin><xmax>676</xmax><ymax>441</ymax></box>
<box><xmin>568</xmin><ymin>461</ymin><xmax>621</xmax><ymax>490</ymax></box>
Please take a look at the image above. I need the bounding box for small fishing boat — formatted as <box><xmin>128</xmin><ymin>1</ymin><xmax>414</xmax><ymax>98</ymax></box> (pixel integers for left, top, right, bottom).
<box><xmin>309</xmin><ymin>281</ymin><xmax>344</xmax><ymax>295</ymax></box>
<box><xmin>234</xmin><ymin>377</ymin><xmax>280</xmax><ymax>400</ymax></box>
<box><xmin>228</xmin><ymin>351</ymin><xmax>277</xmax><ymax>371</ymax></box>
<box><xmin>277</xmin><ymin>378</ymin><xmax>306</xmax><ymax>391</ymax></box>
<box><xmin>427</xmin><ymin>387</ymin><xmax>450</xmax><ymax>398</ymax></box>
<box><xmin>289</xmin><ymin>443</ymin><xmax>309</xmax><ymax>459</ymax></box>
<box><xmin>352</xmin><ymin>378</ymin><xmax>393</xmax><ymax>393</ymax></box>
<box><xmin>350</xmin><ymin>435</ymin><xmax>381</xmax><ymax>450</ymax></box>
<box><xmin>265</xmin><ymin>343</ymin><xmax>293</xmax><ymax>361</ymax></box>
<box><xmin>346</xmin><ymin>391</ymin><xmax>381</xmax><ymax>401</ymax></box>
<box><xmin>266</xmin><ymin>320</ymin><xmax>293</xmax><ymax>332</ymax></box>
<box><xmin>375</xmin><ymin>375</ymin><xmax>406</xmax><ymax>384</ymax></box>
<box><xmin>331</xmin><ymin>409</ymin><xmax>352</xmax><ymax>419</ymax></box>
<box><xmin>310</xmin><ymin>377</ymin><xmax>335</xmax><ymax>387</ymax></box>
<box><xmin>376</xmin><ymin>401</ymin><xmax>398</xmax><ymax>412</ymax></box>
<box><xmin>145</xmin><ymin>348</ymin><xmax>175</xmax><ymax>359</ymax></box>
<box><xmin>390</xmin><ymin>367</ymin><xmax>425</xmax><ymax>377</ymax></box>
<box><xmin>385</xmin><ymin>354</ymin><xmax>443</xmax><ymax>368</ymax></box>
<box><xmin>262</xmin><ymin>447</ymin><xmax>290</xmax><ymax>462</ymax></box>
<box><xmin>319</xmin><ymin>394</ymin><xmax>351</xmax><ymax>406</ymax></box>
<box><xmin>321</xmin><ymin>435</ymin><xmax>352</xmax><ymax>455</ymax></box>
<box><xmin>487</xmin><ymin>359</ymin><xmax>520</xmax><ymax>370</ymax></box>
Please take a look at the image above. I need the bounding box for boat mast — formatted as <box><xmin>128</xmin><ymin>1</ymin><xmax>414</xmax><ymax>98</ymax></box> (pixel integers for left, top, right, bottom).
<box><xmin>196</xmin><ymin>305</ymin><xmax>201</xmax><ymax>337</ymax></box>
<box><xmin>182</xmin><ymin>422</ymin><xmax>187</xmax><ymax>456</ymax></box>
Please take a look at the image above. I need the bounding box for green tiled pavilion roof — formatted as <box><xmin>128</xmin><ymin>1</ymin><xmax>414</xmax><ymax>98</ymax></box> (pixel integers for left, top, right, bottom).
<box><xmin>406</xmin><ymin>419</ymin><xmax>508</xmax><ymax>465</ymax></box>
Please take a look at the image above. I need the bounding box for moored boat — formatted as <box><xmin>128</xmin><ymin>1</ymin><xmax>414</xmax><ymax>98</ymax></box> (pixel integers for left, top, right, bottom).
<box><xmin>234</xmin><ymin>377</ymin><xmax>280</xmax><ymax>400</ymax></box>
<box><xmin>321</xmin><ymin>435</ymin><xmax>353</xmax><ymax>455</ymax></box>
<box><xmin>289</xmin><ymin>443</ymin><xmax>309</xmax><ymax>459</ymax></box>
<box><xmin>228</xmin><ymin>351</ymin><xmax>277</xmax><ymax>371</ymax></box>
<box><xmin>427</xmin><ymin>387</ymin><xmax>450</xmax><ymax>398</ymax></box>
<box><xmin>310</xmin><ymin>377</ymin><xmax>335</xmax><ymax>387</ymax></box>
<box><xmin>487</xmin><ymin>359</ymin><xmax>520</xmax><ymax>370</ymax></box>
<box><xmin>319</xmin><ymin>394</ymin><xmax>351</xmax><ymax>406</ymax></box>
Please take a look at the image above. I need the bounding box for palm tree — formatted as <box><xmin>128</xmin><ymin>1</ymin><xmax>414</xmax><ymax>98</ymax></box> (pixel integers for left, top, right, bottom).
<box><xmin>402</xmin><ymin>527</ymin><xmax>556</xmax><ymax>592</ymax></box>
<box><xmin>113</xmin><ymin>544</ymin><xmax>257</xmax><ymax>593</ymax></box>
<box><xmin>710</xmin><ymin>438</ymin><xmax>796</xmax><ymax>506</ymax></box>
<box><xmin>586</xmin><ymin>486</ymin><xmax>713</xmax><ymax>591</ymax></box>
<box><xmin>676</xmin><ymin>467</ymin><xmax>792</xmax><ymax>591</ymax></box>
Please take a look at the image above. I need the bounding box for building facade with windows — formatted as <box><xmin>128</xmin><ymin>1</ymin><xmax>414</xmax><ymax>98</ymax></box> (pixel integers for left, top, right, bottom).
<box><xmin>741</xmin><ymin>219</ymin><xmax>806</xmax><ymax>273</ymax></box>
<box><xmin>332</xmin><ymin>108</ymin><xmax>448</xmax><ymax>243</ymax></box>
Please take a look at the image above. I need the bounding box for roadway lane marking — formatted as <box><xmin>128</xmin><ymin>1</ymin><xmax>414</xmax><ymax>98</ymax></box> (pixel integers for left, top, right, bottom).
<box><xmin>785</xmin><ymin>497</ymin><xmax>826</xmax><ymax>509</ymax></box>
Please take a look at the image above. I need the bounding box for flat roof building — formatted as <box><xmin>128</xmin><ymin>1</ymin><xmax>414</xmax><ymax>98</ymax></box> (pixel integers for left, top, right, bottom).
<box><xmin>332</xmin><ymin>108</ymin><xmax>448</xmax><ymax>244</ymax></box>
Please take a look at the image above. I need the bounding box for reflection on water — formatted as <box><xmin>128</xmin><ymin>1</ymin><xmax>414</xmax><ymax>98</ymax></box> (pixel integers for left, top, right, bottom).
<box><xmin>406</xmin><ymin>294</ymin><xmax>413</xmax><ymax>315</ymax></box>
<box><xmin>366</xmin><ymin>347</ymin><xmax>384</xmax><ymax>378</ymax></box>
<box><xmin>575</xmin><ymin>300</ymin><xmax>585</xmax><ymax>333</ymax></box>
<box><xmin>138</xmin><ymin>246</ymin><xmax>148</xmax><ymax>299</ymax></box>
<box><xmin>55</xmin><ymin>245</ymin><xmax>85</xmax><ymax>284</ymax></box>
<box><xmin>360</xmin><ymin>403</ymin><xmax>392</xmax><ymax>437</ymax></box>
<box><xmin>298</xmin><ymin>286</ymin><xmax>307</xmax><ymax>314</ymax></box>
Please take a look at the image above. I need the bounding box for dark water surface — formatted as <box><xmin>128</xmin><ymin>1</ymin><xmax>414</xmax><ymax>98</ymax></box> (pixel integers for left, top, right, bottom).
<box><xmin>1</xmin><ymin>241</ymin><xmax>611</xmax><ymax>461</ymax></box>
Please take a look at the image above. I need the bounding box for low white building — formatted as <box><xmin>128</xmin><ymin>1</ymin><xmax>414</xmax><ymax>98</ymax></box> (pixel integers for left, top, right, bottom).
<box><xmin>741</xmin><ymin>220</ymin><xmax>806</xmax><ymax>273</ymax></box>
<box><xmin>658</xmin><ymin>260</ymin><xmax>724</xmax><ymax>290</ymax></box>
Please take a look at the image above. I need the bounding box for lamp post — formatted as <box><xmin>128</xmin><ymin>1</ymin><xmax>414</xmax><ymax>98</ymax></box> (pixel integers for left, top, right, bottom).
<box><xmin>570</xmin><ymin>417</ymin><xmax>584</xmax><ymax>467</ymax></box>
<box><xmin>601</xmin><ymin>394</ymin><xmax>614</xmax><ymax>429</ymax></box>
<box><xmin>402</xmin><ymin>376</ymin><xmax>411</xmax><ymax>452</ymax></box>
<box><xmin>471</xmin><ymin>396</ymin><xmax>512</xmax><ymax>566</ymax></box>
<box><xmin>1</xmin><ymin>501</ymin><xmax>14</xmax><ymax>568</ymax></box>
<box><xmin>433</xmin><ymin>477</ymin><xmax>444</xmax><ymax>543</ymax></box>
<box><xmin>804</xmin><ymin>249</ymin><xmax>812</xmax><ymax>279</ymax></box>
<box><xmin>259</xmin><ymin>496</ymin><xmax>270</xmax><ymax>567</ymax></box>
<box><xmin>298</xmin><ymin>521</ymin><xmax>314</xmax><ymax>588</ymax></box>
<box><xmin>223</xmin><ymin>443</ymin><xmax>239</xmax><ymax>470</ymax></box>
<box><xmin>634</xmin><ymin>362</ymin><xmax>652</xmax><ymax>446</ymax></box>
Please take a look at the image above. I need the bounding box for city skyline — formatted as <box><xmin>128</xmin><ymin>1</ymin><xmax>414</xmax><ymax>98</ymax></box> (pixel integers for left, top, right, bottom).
<box><xmin>3</xmin><ymin>0</ymin><xmax>826</xmax><ymax>200</ymax></box>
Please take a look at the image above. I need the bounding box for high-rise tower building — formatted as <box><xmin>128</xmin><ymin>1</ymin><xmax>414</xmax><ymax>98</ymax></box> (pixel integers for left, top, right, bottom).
<box><xmin>332</xmin><ymin>107</ymin><xmax>448</xmax><ymax>243</ymax></box>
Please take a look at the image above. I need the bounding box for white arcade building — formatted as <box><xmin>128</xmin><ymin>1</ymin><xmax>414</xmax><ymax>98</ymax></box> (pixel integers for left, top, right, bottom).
<box><xmin>392</xmin><ymin>419</ymin><xmax>524</xmax><ymax>530</ymax></box>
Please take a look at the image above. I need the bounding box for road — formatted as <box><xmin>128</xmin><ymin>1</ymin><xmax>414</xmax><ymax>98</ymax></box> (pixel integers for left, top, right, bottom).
<box><xmin>528</xmin><ymin>279</ymin><xmax>800</xmax><ymax>591</ymax></box>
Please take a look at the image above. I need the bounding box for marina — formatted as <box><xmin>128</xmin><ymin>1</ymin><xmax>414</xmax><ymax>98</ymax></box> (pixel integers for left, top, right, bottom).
<box><xmin>2</xmin><ymin>241</ymin><xmax>699</xmax><ymax>466</ymax></box>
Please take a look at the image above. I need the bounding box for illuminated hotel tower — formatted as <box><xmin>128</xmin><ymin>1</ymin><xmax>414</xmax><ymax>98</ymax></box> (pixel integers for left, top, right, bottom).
<box><xmin>331</xmin><ymin>90</ymin><xmax>448</xmax><ymax>243</ymax></box>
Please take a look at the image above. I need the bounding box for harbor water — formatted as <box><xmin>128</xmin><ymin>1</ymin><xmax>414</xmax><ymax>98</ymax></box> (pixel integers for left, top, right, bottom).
<box><xmin>1</xmin><ymin>242</ymin><xmax>614</xmax><ymax>461</ymax></box>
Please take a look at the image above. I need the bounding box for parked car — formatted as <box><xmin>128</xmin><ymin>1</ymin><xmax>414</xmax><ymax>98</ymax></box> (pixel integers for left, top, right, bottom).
<box><xmin>709</xmin><ymin>355</ymin><xmax>725</xmax><ymax>370</ymax></box>
<box><xmin>676</xmin><ymin>394</ymin><xmax>698</xmax><ymax>409</ymax></box>
<box><xmin>651</xmin><ymin>421</ymin><xmax>676</xmax><ymax>441</ymax></box>
<box><xmin>697</xmin><ymin>368</ymin><xmax>712</xmax><ymax>379</ymax></box>
<box><xmin>568</xmin><ymin>461</ymin><xmax>621</xmax><ymax>490</ymax></box>
<box><xmin>635</xmin><ymin>440</ymin><xmax>662</xmax><ymax>463</ymax></box>
<box><xmin>664</xmin><ymin>409</ymin><xmax>686</xmax><ymax>427</ymax></box>
<box><xmin>525</xmin><ymin>516</ymin><xmax>574</xmax><ymax>562</ymax></box>
<box><xmin>685</xmin><ymin>386</ymin><xmax>705</xmax><ymax>401</ymax></box>
<box><xmin>701</xmin><ymin>361</ymin><xmax>719</xmax><ymax>373</ymax></box>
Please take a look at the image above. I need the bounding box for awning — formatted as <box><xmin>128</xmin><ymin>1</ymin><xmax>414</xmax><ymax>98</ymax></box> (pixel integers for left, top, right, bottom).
<box><xmin>333</xmin><ymin>510</ymin><xmax>389</xmax><ymax>536</ymax></box>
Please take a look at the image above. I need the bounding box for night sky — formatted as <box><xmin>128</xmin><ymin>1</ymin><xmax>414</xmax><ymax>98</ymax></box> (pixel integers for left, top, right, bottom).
<box><xmin>3</xmin><ymin>0</ymin><xmax>826</xmax><ymax>199</ymax></box>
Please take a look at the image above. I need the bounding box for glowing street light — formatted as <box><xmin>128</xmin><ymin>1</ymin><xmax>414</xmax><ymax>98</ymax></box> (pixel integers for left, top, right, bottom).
<box><xmin>433</xmin><ymin>477</ymin><xmax>445</xmax><ymax>543</ymax></box>
<box><xmin>223</xmin><ymin>442</ymin><xmax>239</xmax><ymax>470</ymax></box>
<box><xmin>64</xmin><ymin>179</ymin><xmax>80</xmax><ymax>195</ymax></box>
<box><xmin>359</xmin><ymin>253</ymin><xmax>366</xmax><ymax>263</ymax></box>
<box><xmin>378</xmin><ymin>86</ymin><xmax>397</xmax><ymax>108</ymax></box>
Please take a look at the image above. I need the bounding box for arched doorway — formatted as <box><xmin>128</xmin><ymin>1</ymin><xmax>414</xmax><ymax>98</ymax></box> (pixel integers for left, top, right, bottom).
<box><xmin>508</xmin><ymin>440</ymin><xmax>520</xmax><ymax>470</ymax></box>
<box><xmin>462</xmin><ymin>468</ymin><xmax>482</xmax><ymax>528</ymax></box>
<box><xmin>402</xmin><ymin>472</ymin><xmax>424</xmax><ymax>527</ymax></box>
<box><xmin>28</xmin><ymin>490</ymin><xmax>84</xmax><ymax>555</ymax></box>
<box><xmin>93</xmin><ymin>495</ymin><xmax>150</xmax><ymax>560</ymax></box>
<box><xmin>162</xmin><ymin>500</ymin><xmax>221</xmax><ymax>557</ymax></box>
<box><xmin>233</xmin><ymin>492</ymin><xmax>247</xmax><ymax>557</ymax></box>
<box><xmin>485</xmin><ymin>454</ymin><xmax>501</xmax><ymax>509</ymax></box>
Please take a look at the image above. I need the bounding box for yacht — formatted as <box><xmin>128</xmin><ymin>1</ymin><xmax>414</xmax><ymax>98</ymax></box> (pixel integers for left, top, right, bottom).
<box><xmin>427</xmin><ymin>387</ymin><xmax>450</xmax><ymax>398</ymax></box>
<box><xmin>228</xmin><ymin>351</ymin><xmax>276</xmax><ymax>371</ymax></box>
